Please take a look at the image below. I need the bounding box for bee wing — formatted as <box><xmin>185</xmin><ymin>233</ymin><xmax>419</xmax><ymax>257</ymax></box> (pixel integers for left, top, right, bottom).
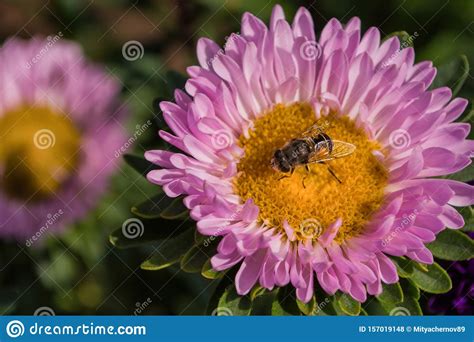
<box><xmin>300</xmin><ymin>123</ymin><xmax>325</xmax><ymax>138</ymax></box>
<box><xmin>307</xmin><ymin>140</ymin><xmax>356</xmax><ymax>163</ymax></box>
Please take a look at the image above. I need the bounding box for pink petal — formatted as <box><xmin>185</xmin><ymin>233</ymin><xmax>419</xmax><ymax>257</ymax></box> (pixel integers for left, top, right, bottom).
<box><xmin>440</xmin><ymin>205</ymin><xmax>465</xmax><ymax>229</ymax></box>
<box><xmin>318</xmin><ymin>218</ymin><xmax>342</xmax><ymax>247</ymax></box>
<box><xmin>296</xmin><ymin>267</ymin><xmax>314</xmax><ymax>303</ymax></box>
<box><xmin>348</xmin><ymin>277</ymin><xmax>367</xmax><ymax>302</ymax></box>
<box><xmin>292</xmin><ymin>7</ymin><xmax>315</xmax><ymax>40</ymax></box>
<box><xmin>196</xmin><ymin>38</ymin><xmax>220</xmax><ymax>70</ymax></box>
<box><xmin>377</xmin><ymin>254</ymin><xmax>398</xmax><ymax>283</ymax></box>
<box><xmin>235</xmin><ymin>249</ymin><xmax>267</xmax><ymax>295</ymax></box>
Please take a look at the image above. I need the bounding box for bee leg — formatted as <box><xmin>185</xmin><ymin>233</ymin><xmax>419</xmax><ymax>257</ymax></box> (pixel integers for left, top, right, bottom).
<box><xmin>278</xmin><ymin>168</ymin><xmax>294</xmax><ymax>181</ymax></box>
<box><xmin>302</xmin><ymin>165</ymin><xmax>311</xmax><ymax>189</ymax></box>
<box><xmin>321</xmin><ymin>162</ymin><xmax>342</xmax><ymax>184</ymax></box>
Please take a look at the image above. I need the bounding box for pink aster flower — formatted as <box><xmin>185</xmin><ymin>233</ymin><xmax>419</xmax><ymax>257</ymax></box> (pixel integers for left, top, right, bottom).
<box><xmin>145</xmin><ymin>5</ymin><xmax>474</xmax><ymax>303</ymax></box>
<box><xmin>0</xmin><ymin>37</ymin><xmax>127</xmax><ymax>242</ymax></box>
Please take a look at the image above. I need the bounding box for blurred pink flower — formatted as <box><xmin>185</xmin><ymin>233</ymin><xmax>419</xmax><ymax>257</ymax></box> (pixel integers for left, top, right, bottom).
<box><xmin>0</xmin><ymin>37</ymin><xmax>127</xmax><ymax>242</ymax></box>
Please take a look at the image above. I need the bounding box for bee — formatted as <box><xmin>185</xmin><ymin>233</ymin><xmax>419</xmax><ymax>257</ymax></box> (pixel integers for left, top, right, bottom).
<box><xmin>270</xmin><ymin>123</ymin><xmax>356</xmax><ymax>186</ymax></box>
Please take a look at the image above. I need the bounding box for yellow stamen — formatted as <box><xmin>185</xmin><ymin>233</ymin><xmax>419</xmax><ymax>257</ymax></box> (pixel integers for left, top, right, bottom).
<box><xmin>0</xmin><ymin>105</ymin><xmax>81</xmax><ymax>202</ymax></box>
<box><xmin>234</xmin><ymin>103</ymin><xmax>388</xmax><ymax>243</ymax></box>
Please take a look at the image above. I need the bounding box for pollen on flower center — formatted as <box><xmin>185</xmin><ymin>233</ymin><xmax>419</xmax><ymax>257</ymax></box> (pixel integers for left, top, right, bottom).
<box><xmin>0</xmin><ymin>105</ymin><xmax>81</xmax><ymax>202</ymax></box>
<box><xmin>234</xmin><ymin>103</ymin><xmax>388</xmax><ymax>243</ymax></box>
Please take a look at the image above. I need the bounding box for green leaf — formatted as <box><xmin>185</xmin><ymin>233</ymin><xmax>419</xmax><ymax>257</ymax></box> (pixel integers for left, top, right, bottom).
<box><xmin>363</xmin><ymin>300</ymin><xmax>389</xmax><ymax>315</ymax></box>
<box><xmin>400</xmin><ymin>297</ymin><xmax>423</xmax><ymax>316</ymax></box>
<box><xmin>448</xmin><ymin>164</ymin><xmax>474</xmax><ymax>182</ymax></box>
<box><xmin>249</xmin><ymin>286</ymin><xmax>266</xmax><ymax>301</ymax></box>
<box><xmin>140</xmin><ymin>228</ymin><xmax>195</xmax><ymax>271</ymax></box>
<box><xmin>431</xmin><ymin>55</ymin><xmax>469</xmax><ymax>97</ymax></box>
<box><xmin>180</xmin><ymin>244</ymin><xmax>211</xmax><ymax>273</ymax></box>
<box><xmin>206</xmin><ymin>276</ymin><xmax>233</xmax><ymax>315</ymax></box>
<box><xmin>271</xmin><ymin>286</ymin><xmax>301</xmax><ymax>316</ymax></box>
<box><xmin>378</xmin><ymin>282</ymin><xmax>422</xmax><ymax>316</ymax></box>
<box><xmin>131</xmin><ymin>193</ymin><xmax>167</xmax><ymax>219</ymax></box>
<box><xmin>251</xmin><ymin>289</ymin><xmax>278</xmax><ymax>315</ymax></box>
<box><xmin>390</xmin><ymin>256</ymin><xmax>415</xmax><ymax>278</ymax></box>
<box><xmin>216</xmin><ymin>285</ymin><xmax>252</xmax><ymax>316</ymax></box>
<box><xmin>336</xmin><ymin>293</ymin><xmax>361</xmax><ymax>316</ymax></box>
<box><xmin>201</xmin><ymin>259</ymin><xmax>223</xmax><ymax>280</ymax></box>
<box><xmin>186</xmin><ymin>237</ymin><xmax>219</xmax><ymax>274</ymax></box>
<box><xmin>400</xmin><ymin>278</ymin><xmax>420</xmax><ymax>300</ymax></box>
<box><xmin>414</xmin><ymin>262</ymin><xmax>429</xmax><ymax>272</ymax></box>
<box><xmin>460</xmin><ymin>206</ymin><xmax>474</xmax><ymax>232</ymax></box>
<box><xmin>109</xmin><ymin>218</ymin><xmax>191</xmax><ymax>249</ymax></box>
<box><xmin>123</xmin><ymin>154</ymin><xmax>156</xmax><ymax>177</ymax></box>
<box><xmin>385</xmin><ymin>297</ymin><xmax>423</xmax><ymax>316</ymax></box>
<box><xmin>427</xmin><ymin>229</ymin><xmax>474</xmax><ymax>260</ymax></box>
<box><xmin>194</xmin><ymin>230</ymin><xmax>206</xmax><ymax>244</ymax></box>
<box><xmin>408</xmin><ymin>262</ymin><xmax>452</xmax><ymax>294</ymax></box>
<box><xmin>160</xmin><ymin>198</ymin><xmax>188</xmax><ymax>219</ymax></box>
<box><xmin>132</xmin><ymin>195</ymin><xmax>187</xmax><ymax>220</ymax></box>
<box><xmin>297</xmin><ymin>296</ymin><xmax>317</xmax><ymax>316</ymax></box>
<box><xmin>376</xmin><ymin>283</ymin><xmax>404</xmax><ymax>305</ymax></box>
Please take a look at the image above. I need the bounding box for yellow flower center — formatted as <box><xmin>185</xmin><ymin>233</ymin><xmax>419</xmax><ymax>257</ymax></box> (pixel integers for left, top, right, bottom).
<box><xmin>0</xmin><ymin>105</ymin><xmax>81</xmax><ymax>202</ymax></box>
<box><xmin>234</xmin><ymin>103</ymin><xmax>388</xmax><ymax>243</ymax></box>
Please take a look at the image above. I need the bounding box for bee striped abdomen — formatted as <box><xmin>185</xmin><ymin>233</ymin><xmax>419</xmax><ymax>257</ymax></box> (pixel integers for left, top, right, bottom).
<box><xmin>312</xmin><ymin>133</ymin><xmax>333</xmax><ymax>153</ymax></box>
